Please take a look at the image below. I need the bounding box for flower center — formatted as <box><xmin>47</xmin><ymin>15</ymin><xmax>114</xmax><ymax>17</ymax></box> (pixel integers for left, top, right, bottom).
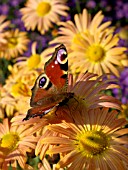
<box><xmin>86</xmin><ymin>45</ymin><xmax>105</xmax><ymax>62</ymax></box>
<box><xmin>0</xmin><ymin>133</ymin><xmax>20</xmax><ymax>152</ymax></box>
<box><xmin>11</xmin><ymin>81</ymin><xmax>31</xmax><ymax>97</ymax></box>
<box><xmin>7</xmin><ymin>37</ymin><xmax>18</xmax><ymax>49</ymax></box>
<box><xmin>75</xmin><ymin>130</ymin><xmax>110</xmax><ymax>158</ymax></box>
<box><xmin>36</xmin><ymin>2</ymin><xmax>51</xmax><ymax>17</ymax></box>
<box><xmin>27</xmin><ymin>54</ymin><xmax>41</xmax><ymax>69</ymax></box>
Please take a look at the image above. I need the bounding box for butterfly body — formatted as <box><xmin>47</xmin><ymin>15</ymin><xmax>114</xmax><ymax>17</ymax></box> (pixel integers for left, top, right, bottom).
<box><xmin>23</xmin><ymin>44</ymin><xmax>73</xmax><ymax>120</ymax></box>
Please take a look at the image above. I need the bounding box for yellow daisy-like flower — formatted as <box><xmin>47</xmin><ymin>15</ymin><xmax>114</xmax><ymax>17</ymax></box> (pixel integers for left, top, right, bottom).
<box><xmin>0</xmin><ymin>29</ymin><xmax>30</xmax><ymax>59</ymax></box>
<box><xmin>43</xmin><ymin>9</ymin><xmax>127</xmax><ymax>76</ymax></box>
<box><xmin>16</xmin><ymin>42</ymin><xmax>49</xmax><ymax>70</ymax></box>
<box><xmin>0</xmin><ymin>15</ymin><xmax>10</xmax><ymax>44</ymax></box>
<box><xmin>69</xmin><ymin>31</ymin><xmax>127</xmax><ymax>76</ymax></box>
<box><xmin>0</xmin><ymin>64</ymin><xmax>39</xmax><ymax>117</ymax></box>
<box><xmin>20</xmin><ymin>0</ymin><xmax>69</xmax><ymax>34</ymax></box>
<box><xmin>50</xmin><ymin>9</ymin><xmax>112</xmax><ymax>45</ymax></box>
<box><xmin>0</xmin><ymin>118</ymin><xmax>38</xmax><ymax>170</ymax></box>
<box><xmin>41</xmin><ymin>108</ymin><xmax>128</xmax><ymax>170</ymax></box>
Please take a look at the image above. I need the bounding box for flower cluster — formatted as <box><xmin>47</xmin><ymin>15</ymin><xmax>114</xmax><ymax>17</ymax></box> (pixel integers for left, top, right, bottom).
<box><xmin>0</xmin><ymin>0</ymin><xmax>128</xmax><ymax>169</ymax></box>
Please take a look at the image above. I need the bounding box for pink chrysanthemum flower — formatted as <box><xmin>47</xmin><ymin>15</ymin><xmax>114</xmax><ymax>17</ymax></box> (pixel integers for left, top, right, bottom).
<box><xmin>41</xmin><ymin>108</ymin><xmax>128</xmax><ymax>170</ymax></box>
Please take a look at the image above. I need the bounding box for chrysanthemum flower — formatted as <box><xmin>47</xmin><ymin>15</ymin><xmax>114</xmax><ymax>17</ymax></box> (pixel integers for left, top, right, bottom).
<box><xmin>0</xmin><ymin>118</ymin><xmax>38</xmax><ymax>170</ymax></box>
<box><xmin>0</xmin><ymin>29</ymin><xmax>30</xmax><ymax>59</ymax></box>
<box><xmin>10</xmin><ymin>73</ymin><xmax>123</xmax><ymax>168</ymax></box>
<box><xmin>43</xmin><ymin>9</ymin><xmax>127</xmax><ymax>76</ymax></box>
<box><xmin>16</xmin><ymin>42</ymin><xmax>49</xmax><ymax>70</ymax></box>
<box><xmin>20</xmin><ymin>0</ymin><xmax>69</xmax><ymax>34</ymax></box>
<box><xmin>67</xmin><ymin>73</ymin><xmax>121</xmax><ymax>110</ymax></box>
<box><xmin>68</xmin><ymin>31</ymin><xmax>127</xmax><ymax>76</ymax></box>
<box><xmin>41</xmin><ymin>108</ymin><xmax>128</xmax><ymax>170</ymax></box>
<box><xmin>16</xmin><ymin>73</ymin><xmax>121</xmax><ymax>161</ymax></box>
<box><xmin>50</xmin><ymin>9</ymin><xmax>112</xmax><ymax>45</ymax></box>
<box><xmin>0</xmin><ymin>64</ymin><xmax>39</xmax><ymax>117</ymax></box>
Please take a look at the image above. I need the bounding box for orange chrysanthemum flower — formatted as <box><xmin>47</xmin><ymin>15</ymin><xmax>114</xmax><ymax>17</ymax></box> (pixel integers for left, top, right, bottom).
<box><xmin>0</xmin><ymin>118</ymin><xmax>38</xmax><ymax>170</ymax></box>
<box><xmin>41</xmin><ymin>108</ymin><xmax>128</xmax><ymax>170</ymax></box>
<box><xmin>20</xmin><ymin>0</ymin><xmax>69</xmax><ymax>34</ymax></box>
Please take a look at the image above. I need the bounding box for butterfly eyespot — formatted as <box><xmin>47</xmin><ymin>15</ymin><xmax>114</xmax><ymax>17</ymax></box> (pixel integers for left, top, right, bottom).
<box><xmin>39</xmin><ymin>75</ymin><xmax>52</xmax><ymax>90</ymax></box>
<box><xmin>57</xmin><ymin>49</ymin><xmax>67</xmax><ymax>64</ymax></box>
<box><xmin>39</xmin><ymin>77</ymin><xmax>47</xmax><ymax>88</ymax></box>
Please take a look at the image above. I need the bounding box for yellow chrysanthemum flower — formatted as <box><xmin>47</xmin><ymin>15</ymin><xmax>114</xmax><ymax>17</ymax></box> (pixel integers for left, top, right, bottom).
<box><xmin>0</xmin><ymin>29</ymin><xmax>30</xmax><ymax>59</ymax></box>
<box><xmin>41</xmin><ymin>108</ymin><xmax>128</xmax><ymax>170</ymax></box>
<box><xmin>69</xmin><ymin>31</ymin><xmax>126</xmax><ymax>76</ymax></box>
<box><xmin>42</xmin><ymin>9</ymin><xmax>127</xmax><ymax>77</ymax></box>
<box><xmin>20</xmin><ymin>0</ymin><xmax>69</xmax><ymax>34</ymax></box>
<box><xmin>0</xmin><ymin>64</ymin><xmax>39</xmax><ymax>117</ymax></box>
<box><xmin>0</xmin><ymin>118</ymin><xmax>38</xmax><ymax>170</ymax></box>
<box><xmin>16</xmin><ymin>42</ymin><xmax>49</xmax><ymax>70</ymax></box>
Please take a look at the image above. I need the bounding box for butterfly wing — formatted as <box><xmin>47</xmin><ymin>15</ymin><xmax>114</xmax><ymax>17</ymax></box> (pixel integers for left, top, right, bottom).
<box><xmin>44</xmin><ymin>44</ymin><xmax>68</xmax><ymax>90</ymax></box>
<box><xmin>30</xmin><ymin>73</ymin><xmax>68</xmax><ymax>106</ymax></box>
<box><xmin>24</xmin><ymin>44</ymin><xmax>68</xmax><ymax>120</ymax></box>
<box><xmin>31</xmin><ymin>44</ymin><xmax>68</xmax><ymax>107</ymax></box>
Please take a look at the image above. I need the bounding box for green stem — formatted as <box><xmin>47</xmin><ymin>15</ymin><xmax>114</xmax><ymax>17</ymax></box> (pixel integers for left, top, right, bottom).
<box><xmin>75</xmin><ymin>0</ymin><xmax>81</xmax><ymax>13</ymax></box>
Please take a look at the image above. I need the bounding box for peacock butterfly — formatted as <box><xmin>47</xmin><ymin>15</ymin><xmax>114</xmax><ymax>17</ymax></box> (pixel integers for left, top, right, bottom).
<box><xmin>23</xmin><ymin>44</ymin><xmax>74</xmax><ymax>120</ymax></box>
